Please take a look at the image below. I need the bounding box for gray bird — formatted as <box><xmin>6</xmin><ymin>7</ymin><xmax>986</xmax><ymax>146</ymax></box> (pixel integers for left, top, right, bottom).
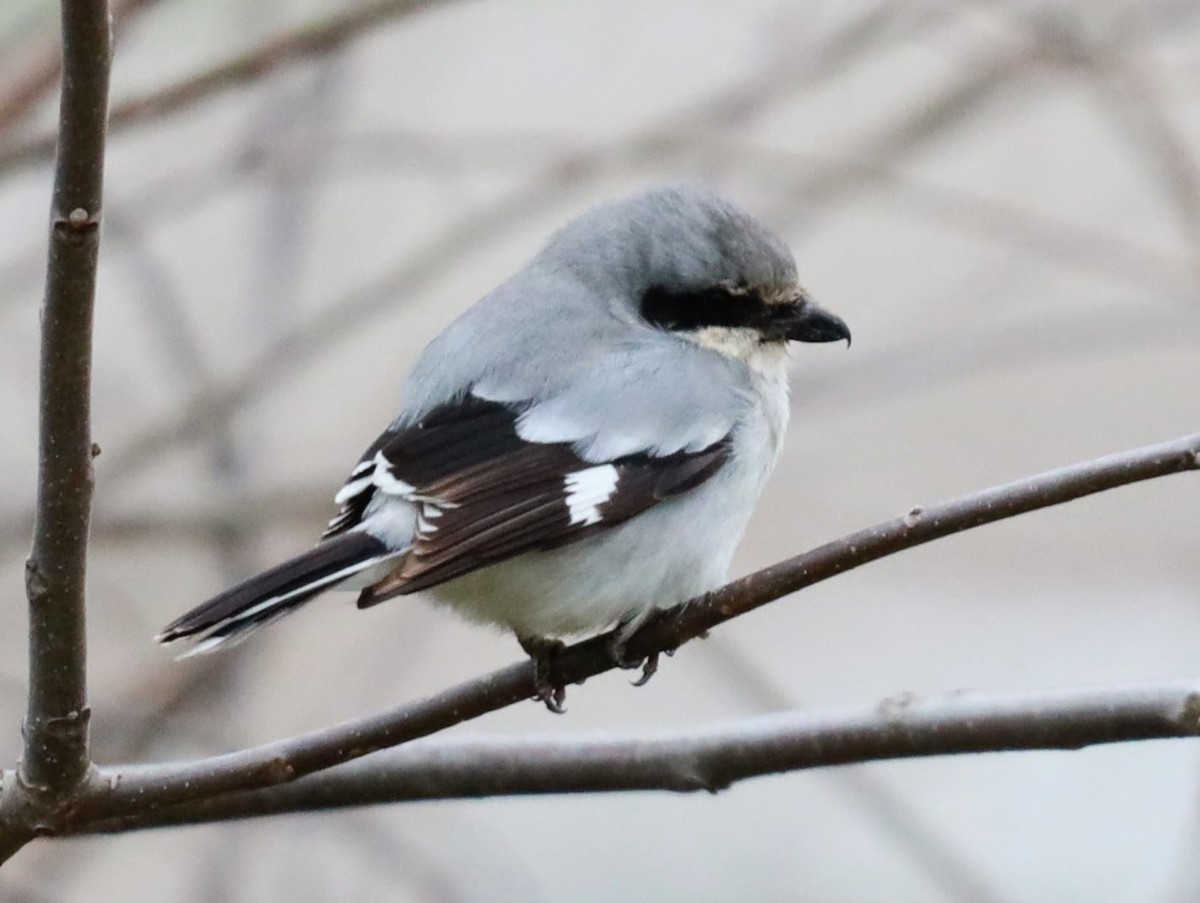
<box><xmin>158</xmin><ymin>185</ymin><xmax>850</xmax><ymax>709</ymax></box>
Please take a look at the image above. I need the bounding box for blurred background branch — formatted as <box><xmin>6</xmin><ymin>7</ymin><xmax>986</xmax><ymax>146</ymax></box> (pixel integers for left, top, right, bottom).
<box><xmin>0</xmin><ymin>0</ymin><xmax>458</xmax><ymax>174</ymax></box>
<box><xmin>0</xmin><ymin>0</ymin><xmax>156</xmax><ymax>139</ymax></box>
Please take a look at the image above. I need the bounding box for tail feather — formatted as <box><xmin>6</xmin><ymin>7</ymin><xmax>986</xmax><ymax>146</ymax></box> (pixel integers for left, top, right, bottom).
<box><xmin>158</xmin><ymin>531</ymin><xmax>398</xmax><ymax>653</ymax></box>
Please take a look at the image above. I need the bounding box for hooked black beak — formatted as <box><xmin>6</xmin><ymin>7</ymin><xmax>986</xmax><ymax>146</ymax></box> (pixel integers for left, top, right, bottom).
<box><xmin>783</xmin><ymin>300</ymin><xmax>851</xmax><ymax>346</ymax></box>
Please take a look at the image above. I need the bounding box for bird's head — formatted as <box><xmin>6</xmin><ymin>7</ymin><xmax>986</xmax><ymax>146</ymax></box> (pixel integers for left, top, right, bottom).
<box><xmin>545</xmin><ymin>185</ymin><xmax>850</xmax><ymax>365</ymax></box>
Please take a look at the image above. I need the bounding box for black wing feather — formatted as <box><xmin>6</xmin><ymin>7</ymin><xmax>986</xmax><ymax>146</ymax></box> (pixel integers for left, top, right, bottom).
<box><xmin>326</xmin><ymin>395</ymin><xmax>732</xmax><ymax>606</ymax></box>
<box><xmin>158</xmin><ymin>531</ymin><xmax>390</xmax><ymax>643</ymax></box>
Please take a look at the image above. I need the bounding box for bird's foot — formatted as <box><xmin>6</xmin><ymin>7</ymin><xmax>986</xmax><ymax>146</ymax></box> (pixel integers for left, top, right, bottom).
<box><xmin>631</xmin><ymin>651</ymin><xmax>659</xmax><ymax>687</ymax></box>
<box><xmin>518</xmin><ymin>635</ymin><xmax>567</xmax><ymax>714</ymax></box>
<box><xmin>607</xmin><ymin>611</ymin><xmax>672</xmax><ymax>687</ymax></box>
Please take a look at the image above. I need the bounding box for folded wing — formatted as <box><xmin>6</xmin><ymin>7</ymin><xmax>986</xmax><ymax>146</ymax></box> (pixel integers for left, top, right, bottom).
<box><xmin>325</xmin><ymin>394</ymin><xmax>732</xmax><ymax>607</ymax></box>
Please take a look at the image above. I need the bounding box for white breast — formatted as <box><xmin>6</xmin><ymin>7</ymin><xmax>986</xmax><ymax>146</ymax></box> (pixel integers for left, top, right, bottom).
<box><xmin>425</xmin><ymin>360</ymin><xmax>792</xmax><ymax>639</ymax></box>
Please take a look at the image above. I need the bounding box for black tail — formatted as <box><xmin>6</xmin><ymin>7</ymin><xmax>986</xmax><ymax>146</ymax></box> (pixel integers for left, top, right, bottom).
<box><xmin>158</xmin><ymin>531</ymin><xmax>397</xmax><ymax>655</ymax></box>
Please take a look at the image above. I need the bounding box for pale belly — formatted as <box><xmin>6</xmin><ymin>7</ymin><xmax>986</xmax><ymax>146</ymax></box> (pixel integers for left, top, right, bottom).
<box><xmin>425</xmin><ymin>404</ymin><xmax>787</xmax><ymax>639</ymax></box>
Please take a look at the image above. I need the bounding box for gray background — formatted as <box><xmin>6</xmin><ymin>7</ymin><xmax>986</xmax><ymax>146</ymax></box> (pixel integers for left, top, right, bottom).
<box><xmin>1</xmin><ymin>0</ymin><xmax>1199</xmax><ymax>900</ymax></box>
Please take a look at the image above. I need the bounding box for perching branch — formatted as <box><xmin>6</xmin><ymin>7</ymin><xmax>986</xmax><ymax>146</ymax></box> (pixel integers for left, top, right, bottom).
<box><xmin>61</xmin><ymin>431</ymin><xmax>1199</xmax><ymax>826</ymax></box>
<box><xmin>21</xmin><ymin>0</ymin><xmax>112</xmax><ymax>798</ymax></box>
<box><xmin>77</xmin><ymin>679</ymin><xmax>1200</xmax><ymax>832</ymax></box>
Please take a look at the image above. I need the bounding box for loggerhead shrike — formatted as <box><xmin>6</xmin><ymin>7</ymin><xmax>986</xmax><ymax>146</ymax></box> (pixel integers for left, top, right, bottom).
<box><xmin>159</xmin><ymin>185</ymin><xmax>850</xmax><ymax>710</ymax></box>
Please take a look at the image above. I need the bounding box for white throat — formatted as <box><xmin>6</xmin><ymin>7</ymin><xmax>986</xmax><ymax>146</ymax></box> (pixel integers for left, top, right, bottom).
<box><xmin>685</xmin><ymin>326</ymin><xmax>790</xmax><ymax>381</ymax></box>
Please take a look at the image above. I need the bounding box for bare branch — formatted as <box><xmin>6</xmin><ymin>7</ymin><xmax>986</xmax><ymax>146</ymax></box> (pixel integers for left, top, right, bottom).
<box><xmin>966</xmin><ymin>0</ymin><xmax>1200</xmax><ymax>263</ymax></box>
<box><xmin>21</xmin><ymin>0</ymin><xmax>112</xmax><ymax>798</ymax></box>
<box><xmin>0</xmin><ymin>0</ymin><xmax>113</xmax><ymax>867</ymax></box>
<box><xmin>324</xmin><ymin>127</ymin><xmax>1195</xmax><ymax>297</ymax></box>
<box><xmin>0</xmin><ymin>0</ymin><xmax>459</xmax><ymax>176</ymax></box>
<box><xmin>3</xmin><ymin>488</ymin><xmax>333</xmax><ymax>547</ymax></box>
<box><xmin>797</xmin><ymin>307</ymin><xmax>1200</xmax><ymax>414</ymax></box>
<box><xmin>75</xmin><ymin>679</ymin><xmax>1200</xmax><ymax>833</ymax></box>
<box><xmin>1087</xmin><ymin>54</ymin><xmax>1200</xmax><ymax>278</ymax></box>
<box><xmin>62</xmin><ymin>431</ymin><xmax>1199</xmax><ymax>825</ymax></box>
<box><xmin>0</xmin><ymin>0</ymin><xmax>158</xmax><ymax>139</ymax></box>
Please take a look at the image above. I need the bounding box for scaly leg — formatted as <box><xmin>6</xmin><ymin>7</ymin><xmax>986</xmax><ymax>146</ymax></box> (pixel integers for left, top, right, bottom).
<box><xmin>518</xmin><ymin>634</ymin><xmax>567</xmax><ymax>713</ymax></box>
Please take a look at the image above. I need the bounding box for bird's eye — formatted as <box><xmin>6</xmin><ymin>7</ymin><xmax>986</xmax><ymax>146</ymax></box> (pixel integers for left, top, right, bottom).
<box><xmin>640</xmin><ymin>285</ymin><xmax>766</xmax><ymax>332</ymax></box>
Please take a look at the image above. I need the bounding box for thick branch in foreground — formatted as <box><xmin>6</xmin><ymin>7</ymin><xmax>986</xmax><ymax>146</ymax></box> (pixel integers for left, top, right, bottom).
<box><xmin>63</xmin><ymin>431</ymin><xmax>1199</xmax><ymax>825</ymax></box>
<box><xmin>21</xmin><ymin>0</ymin><xmax>112</xmax><ymax>797</ymax></box>
<box><xmin>78</xmin><ymin>679</ymin><xmax>1200</xmax><ymax>832</ymax></box>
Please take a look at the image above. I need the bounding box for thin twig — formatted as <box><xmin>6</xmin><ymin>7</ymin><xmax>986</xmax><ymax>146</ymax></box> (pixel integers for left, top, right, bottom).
<box><xmin>324</xmin><ymin>128</ymin><xmax>1194</xmax><ymax>296</ymax></box>
<box><xmin>765</xmin><ymin>42</ymin><xmax>1022</xmax><ymax>236</ymax></box>
<box><xmin>0</xmin><ymin>0</ymin><xmax>159</xmax><ymax>139</ymax></box>
<box><xmin>797</xmin><ymin>306</ymin><xmax>1200</xmax><ymax>414</ymax></box>
<box><xmin>55</xmin><ymin>431</ymin><xmax>1200</xmax><ymax>825</ymax></box>
<box><xmin>0</xmin><ymin>0</ymin><xmax>457</xmax><ymax>176</ymax></box>
<box><xmin>75</xmin><ymin>679</ymin><xmax>1200</xmax><ymax>833</ymax></box>
<box><xmin>1086</xmin><ymin>54</ymin><xmax>1200</xmax><ymax>281</ymax></box>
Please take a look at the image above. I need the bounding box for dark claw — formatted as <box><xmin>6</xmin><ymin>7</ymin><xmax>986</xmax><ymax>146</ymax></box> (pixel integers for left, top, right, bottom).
<box><xmin>630</xmin><ymin>651</ymin><xmax>659</xmax><ymax>687</ymax></box>
<box><xmin>536</xmin><ymin>678</ymin><xmax>567</xmax><ymax>714</ymax></box>
<box><xmin>606</xmin><ymin>631</ymin><xmax>663</xmax><ymax>688</ymax></box>
<box><xmin>519</xmin><ymin>635</ymin><xmax>568</xmax><ymax>714</ymax></box>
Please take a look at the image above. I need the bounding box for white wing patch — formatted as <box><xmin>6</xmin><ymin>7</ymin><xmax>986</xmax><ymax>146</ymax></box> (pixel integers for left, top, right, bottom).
<box><xmin>334</xmin><ymin>451</ymin><xmax>415</xmax><ymax>506</ymax></box>
<box><xmin>328</xmin><ymin>446</ymin><xmax>456</xmax><ymax>543</ymax></box>
<box><xmin>368</xmin><ymin>451</ymin><xmax>416</xmax><ymax>496</ymax></box>
<box><xmin>332</xmin><ymin>476</ymin><xmax>372</xmax><ymax>505</ymax></box>
<box><xmin>563</xmin><ymin>465</ymin><xmax>619</xmax><ymax>526</ymax></box>
<box><xmin>416</xmin><ymin>503</ymin><xmax>443</xmax><ymax>535</ymax></box>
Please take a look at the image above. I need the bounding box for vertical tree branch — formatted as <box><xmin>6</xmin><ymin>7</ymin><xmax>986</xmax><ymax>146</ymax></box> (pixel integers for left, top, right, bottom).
<box><xmin>21</xmin><ymin>0</ymin><xmax>112</xmax><ymax>796</ymax></box>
